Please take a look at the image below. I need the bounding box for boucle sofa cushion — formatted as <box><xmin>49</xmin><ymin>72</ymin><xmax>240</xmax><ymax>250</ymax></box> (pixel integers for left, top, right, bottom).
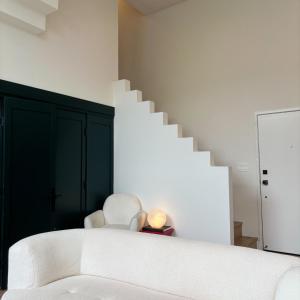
<box><xmin>8</xmin><ymin>229</ymin><xmax>84</xmax><ymax>289</ymax></box>
<box><xmin>275</xmin><ymin>267</ymin><xmax>300</xmax><ymax>300</ymax></box>
<box><xmin>81</xmin><ymin>229</ymin><xmax>300</xmax><ymax>300</ymax></box>
<box><xmin>3</xmin><ymin>275</ymin><xmax>187</xmax><ymax>300</ymax></box>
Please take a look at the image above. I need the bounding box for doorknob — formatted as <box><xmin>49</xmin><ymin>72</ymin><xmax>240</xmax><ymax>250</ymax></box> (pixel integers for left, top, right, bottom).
<box><xmin>262</xmin><ymin>180</ymin><xmax>269</xmax><ymax>186</ymax></box>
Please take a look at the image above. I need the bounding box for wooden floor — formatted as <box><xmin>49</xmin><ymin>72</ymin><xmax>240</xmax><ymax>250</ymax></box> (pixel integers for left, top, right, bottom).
<box><xmin>0</xmin><ymin>290</ymin><xmax>5</xmax><ymax>299</ymax></box>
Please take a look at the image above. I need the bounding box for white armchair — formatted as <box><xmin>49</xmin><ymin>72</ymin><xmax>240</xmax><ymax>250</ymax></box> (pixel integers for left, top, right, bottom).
<box><xmin>84</xmin><ymin>194</ymin><xmax>146</xmax><ymax>231</ymax></box>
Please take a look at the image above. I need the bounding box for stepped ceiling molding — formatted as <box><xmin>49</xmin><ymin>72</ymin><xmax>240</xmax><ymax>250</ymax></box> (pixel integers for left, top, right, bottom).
<box><xmin>126</xmin><ymin>0</ymin><xmax>185</xmax><ymax>15</ymax></box>
<box><xmin>0</xmin><ymin>0</ymin><xmax>58</xmax><ymax>34</ymax></box>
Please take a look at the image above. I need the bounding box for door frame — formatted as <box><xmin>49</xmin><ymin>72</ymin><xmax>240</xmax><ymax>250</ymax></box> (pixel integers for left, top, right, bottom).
<box><xmin>255</xmin><ymin>107</ymin><xmax>300</xmax><ymax>251</ymax></box>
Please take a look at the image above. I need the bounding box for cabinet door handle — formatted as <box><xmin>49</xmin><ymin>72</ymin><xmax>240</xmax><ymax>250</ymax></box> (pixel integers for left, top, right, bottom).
<box><xmin>51</xmin><ymin>188</ymin><xmax>62</xmax><ymax>212</ymax></box>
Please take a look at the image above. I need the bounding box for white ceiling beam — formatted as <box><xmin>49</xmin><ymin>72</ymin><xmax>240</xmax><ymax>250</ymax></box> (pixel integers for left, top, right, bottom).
<box><xmin>0</xmin><ymin>0</ymin><xmax>58</xmax><ymax>34</ymax></box>
<box><xmin>18</xmin><ymin>0</ymin><xmax>58</xmax><ymax>15</ymax></box>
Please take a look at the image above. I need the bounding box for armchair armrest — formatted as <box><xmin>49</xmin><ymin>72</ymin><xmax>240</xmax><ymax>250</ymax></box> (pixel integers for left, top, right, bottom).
<box><xmin>84</xmin><ymin>210</ymin><xmax>105</xmax><ymax>228</ymax></box>
<box><xmin>129</xmin><ymin>211</ymin><xmax>146</xmax><ymax>231</ymax></box>
<box><xmin>7</xmin><ymin>229</ymin><xmax>84</xmax><ymax>289</ymax></box>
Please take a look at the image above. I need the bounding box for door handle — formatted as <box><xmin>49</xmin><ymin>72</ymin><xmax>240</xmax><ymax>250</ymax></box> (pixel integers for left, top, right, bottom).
<box><xmin>51</xmin><ymin>188</ymin><xmax>62</xmax><ymax>212</ymax></box>
<box><xmin>262</xmin><ymin>180</ymin><xmax>269</xmax><ymax>186</ymax></box>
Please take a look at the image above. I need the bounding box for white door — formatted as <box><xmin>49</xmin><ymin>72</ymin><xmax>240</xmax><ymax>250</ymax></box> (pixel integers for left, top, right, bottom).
<box><xmin>257</xmin><ymin>110</ymin><xmax>300</xmax><ymax>255</ymax></box>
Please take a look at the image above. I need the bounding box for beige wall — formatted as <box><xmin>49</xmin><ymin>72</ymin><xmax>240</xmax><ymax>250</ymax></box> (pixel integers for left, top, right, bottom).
<box><xmin>0</xmin><ymin>0</ymin><xmax>118</xmax><ymax>105</ymax></box>
<box><xmin>119</xmin><ymin>0</ymin><xmax>300</xmax><ymax>237</ymax></box>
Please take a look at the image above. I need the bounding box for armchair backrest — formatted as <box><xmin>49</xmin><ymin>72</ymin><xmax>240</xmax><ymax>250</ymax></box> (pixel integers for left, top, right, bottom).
<box><xmin>103</xmin><ymin>194</ymin><xmax>142</xmax><ymax>225</ymax></box>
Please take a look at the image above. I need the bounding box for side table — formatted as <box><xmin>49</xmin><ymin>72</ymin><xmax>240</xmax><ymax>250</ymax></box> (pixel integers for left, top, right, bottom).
<box><xmin>141</xmin><ymin>227</ymin><xmax>174</xmax><ymax>236</ymax></box>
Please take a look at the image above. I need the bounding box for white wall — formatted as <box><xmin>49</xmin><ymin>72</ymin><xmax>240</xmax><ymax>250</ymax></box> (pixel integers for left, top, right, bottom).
<box><xmin>0</xmin><ymin>0</ymin><xmax>118</xmax><ymax>105</ymax></box>
<box><xmin>119</xmin><ymin>0</ymin><xmax>300</xmax><ymax>238</ymax></box>
<box><xmin>114</xmin><ymin>80</ymin><xmax>232</xmax><ymax>244</ymax></box>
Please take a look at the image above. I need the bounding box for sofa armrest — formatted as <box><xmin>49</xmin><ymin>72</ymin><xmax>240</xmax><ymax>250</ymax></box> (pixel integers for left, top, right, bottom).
<box><xmin>8</xmin><ymin>229</ymin><xmax>84</xmax><ymax>289</ymax></box>
<box><xmin>84</xmin><ymin>210</ymin><xmax>105</xmax><ymax>228</ymax></box>
<box><xmin>275</xmin><ymin>267</ymin><xmax>300</xmax><ymax>300</ymax></box>
<box><xmin>129</xmin><ymin>211</ymin><xmax>146</xmax><ymax>231</ymax></box>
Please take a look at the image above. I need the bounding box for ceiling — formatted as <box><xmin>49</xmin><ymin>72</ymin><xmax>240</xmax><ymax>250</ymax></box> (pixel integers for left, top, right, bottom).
<box><xmin>126</xmin><ymin>0</ymin><xmax>185</xmax><ymax>15</ymax></box>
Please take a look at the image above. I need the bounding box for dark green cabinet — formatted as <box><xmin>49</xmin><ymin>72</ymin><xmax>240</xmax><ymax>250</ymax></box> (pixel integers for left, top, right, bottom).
<box><xmin>86</xmin><ymin>115</ymin><xmax>113</xmax><ymax>214</ymax></box>
<box><xmin>4</xmin><ymin>98</ymin><xmax>54</xmax><ymax>244</ymax></box>
<box><xmin>54</xmin><ymin>109</ymin><xmax>86</xmax><ymax>230</ymax></box>
<box><xmin>0</xmin><ymin>80</ymin><xmax>114</xmax><ymax>288</ymax></box>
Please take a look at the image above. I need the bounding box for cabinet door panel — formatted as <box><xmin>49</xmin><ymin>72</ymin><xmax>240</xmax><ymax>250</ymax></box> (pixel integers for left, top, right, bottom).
<box><xmin>86</xmin><ymin>115</ymin><xmax>113</xmax><ymax>213</ymax></box>
<box><xmin>54</xmin><ymin>109</ymin><xmax>85</xmax><ymax>229</ymax></box>
<box><xmin>4</xmin><ymin>97</ymin><xmax>54</xmax><ymax>245</ymax></box>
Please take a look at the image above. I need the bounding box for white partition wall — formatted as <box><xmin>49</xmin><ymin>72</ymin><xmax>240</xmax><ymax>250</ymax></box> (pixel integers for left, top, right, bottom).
<box><xmin>114</xmin><ymin>80</ymin><xmax>233</xmax><ymax>244</ymax></box>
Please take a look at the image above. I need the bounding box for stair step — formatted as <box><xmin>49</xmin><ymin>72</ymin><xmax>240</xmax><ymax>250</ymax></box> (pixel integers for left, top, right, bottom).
<box><xmin>235</xmin><ymin>236</ymin><xmax>258</xmax><ymax>249</ymax></box>
<box><xmin>139</xmin><ymin>101</ymin><xmax>155</xmax><ymax>113</ymax></box>
<box><xmin>114</xmin><ymin>79</ymin><xmax>131</xmax><ymax>96</ymax></box>
<box><xmin>178</xmin><ymin>137</ymin><xmax>198</xmax><ymax>152</ymax></box>
<box><xmin>234</xmin><ymin>221</ymin><xmax>243</xmax><ymax>227</ymax></box>
<box><xmin>234</xmin><ymin>221</ymin><xmax>243</xmax><ymax>242</ymax></box>
<box><xmin>164</xmin><ymin>124</ymin><xmax>182</xmax><ymax>138</ymax></box>
<box><xmin>152</xmin><ymin>112</ymin><xmax>168</xmax><ymax>125</ymax></box>
<box><xmin>126</xmin><ymin>90</ymin><xmax>142</xmax><ymax>102</ymax></box>
<box><xmin>193</xmin><ymin>151</ymin><xmax>212</xmax><ymax>166</ymax></box>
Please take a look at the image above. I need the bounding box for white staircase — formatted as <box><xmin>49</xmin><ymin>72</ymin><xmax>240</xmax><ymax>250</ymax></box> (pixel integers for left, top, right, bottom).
<box><xmin>114</xmin><ymin>80</ymin><xmax>233</xmax><ymax>244</ymax></box>
<box><xmin>0</xmin><ymin>0</ymin><xmax>58</xmax><ymax>34</ymax></box>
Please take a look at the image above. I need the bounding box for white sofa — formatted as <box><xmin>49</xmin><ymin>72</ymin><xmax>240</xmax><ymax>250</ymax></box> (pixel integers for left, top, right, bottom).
<box><xmin>3</xmin><ymin>229</ymin><xmax>300</xmax><ymax>300</ymax></box>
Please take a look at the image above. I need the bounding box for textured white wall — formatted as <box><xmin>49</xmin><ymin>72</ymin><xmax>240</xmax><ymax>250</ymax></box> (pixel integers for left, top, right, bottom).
<box><xmin>114</xmin><ymin>80</ymin><xmax>233</xmax><ymax>244</ymax></box>
<box><xmin>0</xmin><ymin>0</ymin><xmax>118</xmax><ymax>105</ymax></box>
<box><xmin>119</xmin><ymin>0</ymin><xmax>300</xmax><ymax>238</ymax></box>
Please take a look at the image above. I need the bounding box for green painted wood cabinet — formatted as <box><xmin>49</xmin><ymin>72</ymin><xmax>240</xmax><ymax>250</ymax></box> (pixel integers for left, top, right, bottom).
<box><xmin>0</xmin><ymin>80</ymin><xmax>114</xmax><ymax>288</ymax></box>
